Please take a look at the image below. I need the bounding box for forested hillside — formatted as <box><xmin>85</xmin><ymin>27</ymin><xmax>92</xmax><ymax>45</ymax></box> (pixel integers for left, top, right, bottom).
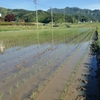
<box><xmin>48</xmin><ymin>7</ymin><xmax>100</xmax><ymax>22</ymax></box>
<box><xmin>0</xmin><ymin>6</ymin><xmax>100</xmax><ymax>23</ymax></box>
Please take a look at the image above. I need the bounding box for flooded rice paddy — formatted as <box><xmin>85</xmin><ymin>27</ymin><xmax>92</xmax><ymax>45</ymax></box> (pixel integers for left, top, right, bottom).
<box><xmin>0</xmin><ymin>29</ymin><xmax>98</xmax><ymax>100</ymax></box>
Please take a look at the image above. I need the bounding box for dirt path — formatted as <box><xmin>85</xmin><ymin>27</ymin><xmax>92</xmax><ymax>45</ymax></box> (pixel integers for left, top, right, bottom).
<box><xmin>36</xmin><ymin>42</ymin><xmax>90</xmax><ymax>100</ymax></box>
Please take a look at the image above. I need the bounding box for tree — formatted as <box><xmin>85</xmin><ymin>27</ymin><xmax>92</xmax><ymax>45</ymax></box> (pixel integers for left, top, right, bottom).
<box><xmin>0</xmin><ymin>17</ymin><xmax>4</xmax><ymax>22</ymax></box>
<box><xmin>65</xmin><ymin>15</ymin><xmax>73</xmax><ymax>23</ymax></box>
<box><xmin>5</xmin><ymin>13</ymin><xmax>15</xmax><ymax>22</ymax></box>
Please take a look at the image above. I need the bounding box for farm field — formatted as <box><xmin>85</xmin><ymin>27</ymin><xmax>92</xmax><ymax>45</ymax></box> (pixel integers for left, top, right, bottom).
<box><xmin>0</xmin><ymin>24</ymin><xmax>99</xmax><ymax>100</ymax></box>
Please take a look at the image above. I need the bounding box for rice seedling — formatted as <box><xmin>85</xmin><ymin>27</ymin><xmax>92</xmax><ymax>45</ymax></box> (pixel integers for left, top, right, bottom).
<box><xmin>5</xmin><ymin>77</ymin><xmax>9</xmax><ymax>83</ymax></box>
<box><xmin>36</xmin><ymin>61</ymin><xmax>38</xmax><ymax>65</ymax></box>
<box><xmin>29</xmin><ymin>92</ymin><xmax>35</xmax><ymax>100</ymax></box>
<box><xmin>38</xmin><ymin>67</ymin><xmax>41</xmax><ymax>71</ymax></box>
<box><xmin>31</xmin><ymin>65</ymin><xmax>34</xmax><ymax>68</ymax></box>
<box><xmin>22</xmin><ymin>78</ymin><xmax>28</xmax><ymax>83</ymax></box>
<box><xmin>14</xmin><ymin>73</ymin><xmax>17</xmax><ymax>78</ymax></box>
<box><xmin>35</xmin><ymin>70</ymin><xmax>38</xmax><ymax>74</ymax></box>
<box><xmin>45</xmin><ymin>80</ymin><xmax>49</xmax><ymax>86</ymax></box>
<box><xmin>9</xmin><ymin>86</ymin><xmax>12</xmax><ymax>94</ymax></box>
<box><xmin>18</xmin><ymin>71</ymin><xmax>21</xmax><ymax>75</ymax></box>
<box><xmin>15</xmin><ymin>82</ymin><xmax>19</xmax><ymax>88</ymax></box>
<box><xmin>38</xmin><ymin>84</ymin><xmax>43</xmax><ymax>92</ymax></box>
<box><xmin>60</xmin><ymin>92</ymin><xmax>64</xmax><ymax>100</ymax></box>
<box><xmin>24</xmin><ymin>68</ymin><xmax>27</xmax><ymax>72</ymax></box>
<box><xmin>30</xmin><ymin>73</ymin><xmax>32</xmax><ymax>78</ymax></box>
<box><xmin>1</xmin><ymin>68</ymin><xmax>4</xmax><ymax>71</ymax></box>
<box><xmin>46</xmin><ymin>62</ymin><xmax>49</xmax><ymax>66</ymax></box>
<box><xmin>0</xmin><ymin>93</ymin><xmax>3</xmax><ymax>100</ymax></box>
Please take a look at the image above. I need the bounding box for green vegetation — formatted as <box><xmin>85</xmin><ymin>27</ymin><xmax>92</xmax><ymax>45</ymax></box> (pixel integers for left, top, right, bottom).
<box><xmin>5</xmin><ymin>77</ymin><xmax>10</xmax><ymax>83</ymax></box>
<box><xmin>15</xmin><ymin>82</ymin><xmax>19</xmax><ymax>88</ymax></box>
<box><xmin>30</xmin><ymin>92</ymin><xmax>35</xmax><ymax>100</ymax></box>
<box><xmin>0</xmin><ymin>6</ymin><xmax>100</xmax><ymax>23</ymax></box>
<box><xmin>14</xmin><ymin>73</ymin><xmax>17</xmax><ymax>78</ymax></box>
<box><xmin>0</xmin><ymin>22</ymin><xmax>98</xmax><ymax>100</ymax></box>
<box><xmin>59</xmin><ymin>31</ymin><xmax>93</xmax><ymax>100</ymax></box>
<box><xmin>0</xmin><ymin>93</ymin><xmax>3</xmax><ymax>100</ymax></box>
<box><xmin>0</xmin><ymin>26</ymin><xmax>90</xmax><ymax>49</ymax></box>
<box><xmin>22</xmin><ymin>78</ymin><xmax>28</xmax><ymax>83</ymax></box>
<box><xmin>9</xmin><ymin>86</ymin><xmax>12</xmax><ymax>95</ymax></box>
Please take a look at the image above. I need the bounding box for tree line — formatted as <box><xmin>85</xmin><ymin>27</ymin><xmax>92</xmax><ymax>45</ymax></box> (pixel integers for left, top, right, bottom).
<box><xmin>0</xmin><ymin>7</ymin><xmax>100</xmax><ymax>23</ymax></box>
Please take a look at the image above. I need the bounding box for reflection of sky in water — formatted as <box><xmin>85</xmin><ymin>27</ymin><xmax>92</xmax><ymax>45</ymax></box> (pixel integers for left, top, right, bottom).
<box><xmin>0</xmin><ymin>26</ymin><xmax>91</xmax><ymax>65</ymax></box>
<box><xmin>0</xmin><ymin>40</ymin><xmax>90</xmax><ymax>64</ymax></box>
<box><xmin>0</xmin><ymin>42</ymin><xmax>80</xmax><ymax>70</ymax></box>
<box><xmin>0</xmin><ymin>40</ymin><xmax>93</xmax><ymax>98</ymax></box>
<box><xmin>0</xmin><ymin>41</ymin><xmax>89</xmax><ymax>65</ymax></box>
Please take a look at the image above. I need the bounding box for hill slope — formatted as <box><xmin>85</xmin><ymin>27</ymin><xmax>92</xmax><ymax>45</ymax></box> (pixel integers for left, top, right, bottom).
<box><xmin>0</xmin><ymin>6</ymin><xmax>100</xmax><ymax>22</ymax></box>
<box><xmin>48</xmin><ymin>7</ymin><xmax>100</xmax><ymax>21</ymax></box>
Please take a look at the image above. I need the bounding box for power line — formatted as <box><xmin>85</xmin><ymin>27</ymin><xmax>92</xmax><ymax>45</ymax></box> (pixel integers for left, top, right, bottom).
<box><xmin>33</xmin><ymin>0</ymin><xmax>38</xmax><ymax>28</ymax></box>
<box><xmin>38</xmin><ymin>0</ymin><xmax>51</xmax><ymax>8</ymax></box>
<box><xmin>0</xmin><ymin>2</ymin><xmax>16</xmax><ymax>9</ymax></box>
<box><xmin>35</xmin><ymin>0</ymin><xmax>51</xmax><ymax>11</ymax></box>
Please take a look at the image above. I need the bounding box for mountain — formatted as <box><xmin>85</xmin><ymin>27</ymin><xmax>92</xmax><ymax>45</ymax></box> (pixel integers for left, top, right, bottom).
<box><xmin>0</xmin><ymin>7</ymin><xmax>50</xmax><ymax>22</ymax></box>
<box><xmin>48</xmin><ymin>7</ymin><xmax>100</xmax><ymax>21</ymax></box>
<box><xmin>0</xmin><ymin>6</ymin><xmax>100</xmax><ymax>22</ymax></box>
<box><xmin>48</xmin><ymin>7</ymin><xmax>91</xmax><ymax>15</ymax></box>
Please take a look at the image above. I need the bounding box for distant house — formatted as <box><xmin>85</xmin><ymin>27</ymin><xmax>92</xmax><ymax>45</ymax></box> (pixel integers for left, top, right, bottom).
<box><xmin>19</xmin><ymin>19</ymin><xmax>25</xmax><ymax>23</ymax></box>
<box><xmin>90</xmin><ymin>21</ymin><xmax>92</xmax><ymax>23</ymax></box>
<box><xmin>0</xmin><ymin>13</ymin><xmax>4</xmax><ymax>22</ymax></box>
<box><xmin>0</xmin><ymin>13</ymin><xmax>2</xmax><ymax>17</ymax></box>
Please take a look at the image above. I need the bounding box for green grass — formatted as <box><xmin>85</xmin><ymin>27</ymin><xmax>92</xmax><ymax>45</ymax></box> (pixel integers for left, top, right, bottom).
<box><xmin>9</xmin><ymin>86</ymin><xmax>12</xmax><ymax>95</ymax></box>
<box><xmin>5</xmin><ymin>77</ymin><xmax>9</xmax><ymax>83</ymax></box>
<box><xmin>0</xmin><ymin>93</ymin><xmax>3</xmax><ymax>100</ymax></box>
<box><xmin>15</xmin><ymin>82</ymin><xmax>19</xmax><ymax>88</ymax></box>
<box><xmin>30</xmin><ymin>92</ymin><xmax>35</xmax><ymax>100</ymax></box>
<box><xmin>0</xmin><ymin>27</ymin><xmax>90</xmax><ymax>49</ymax></box>
<box><xmin>0</xmin><ymin>22</ymin><xmax>98</xmax><ymax>51</ymax></box>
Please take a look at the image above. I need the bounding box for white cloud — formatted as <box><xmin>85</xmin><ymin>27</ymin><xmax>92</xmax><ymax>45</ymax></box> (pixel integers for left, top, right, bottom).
<box><xmin>83</xmin><ymin>4</ymin><xmax>100</xmax><ymax>10</ymax></box>
<box><xmin>13</xmin><ymin>1</ymin><xmax>35</xmax><ymax>10</ymax></box>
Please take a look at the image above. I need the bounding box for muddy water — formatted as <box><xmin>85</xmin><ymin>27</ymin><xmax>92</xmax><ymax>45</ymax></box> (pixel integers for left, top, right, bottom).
<box><xmin>64</xmin><ymin>41</ymin><xmax>98</xmax><ymax>100</ymax></box>
<box><xmin>0</xmin><ymin>42</ymin><xmax>79</xmax><ymax>97</ymax></box>
<box><xmin>82</xmin><ymin>54</ymin><xmax>98</xmax><ymax>100</ymax></box>
<box><xmin>0</xmin><ymin>43</ymin><xmax>77</xmax><ymax>80</ymax></box>
<box><xmin>0</xmin><ymin>31</ymin><xmax>95</xmax><ymax>100</ymax></box>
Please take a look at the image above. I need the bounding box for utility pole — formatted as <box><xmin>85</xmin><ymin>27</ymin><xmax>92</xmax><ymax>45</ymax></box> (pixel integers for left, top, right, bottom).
<box><xmin>51</xmin><ymin>7</ymin><xmax>53</xmax><ymax>28</ymax></box>
<box><xmin>34</xmin><ymin>0</ymin><xmax>38</xmax><ymax>29</ymax></box>
<box><xmin>51</xmin><ymin>7</ymin><xmax>54</xmax><ymax>46</ymax></box>
<box><xmin>34</xmin><ymin>0</ymin><xmax>39</xmax><ymax>54</ymax></box>
<box><xmin>63</xmin><ymin>8</ymin><xmax>66</xmax><ymax>43</ymax></box>
<box><xmin>63</xmin><ymin>9</ymin><xmax>65</xmax><ymax>24</ymax></box>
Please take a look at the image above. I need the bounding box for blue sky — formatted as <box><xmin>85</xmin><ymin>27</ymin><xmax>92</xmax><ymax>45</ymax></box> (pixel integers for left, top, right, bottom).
<box><xmin>0</xmin><ymin>0</ymin><xmax>100</xmax><ymax>11</ymax></box>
